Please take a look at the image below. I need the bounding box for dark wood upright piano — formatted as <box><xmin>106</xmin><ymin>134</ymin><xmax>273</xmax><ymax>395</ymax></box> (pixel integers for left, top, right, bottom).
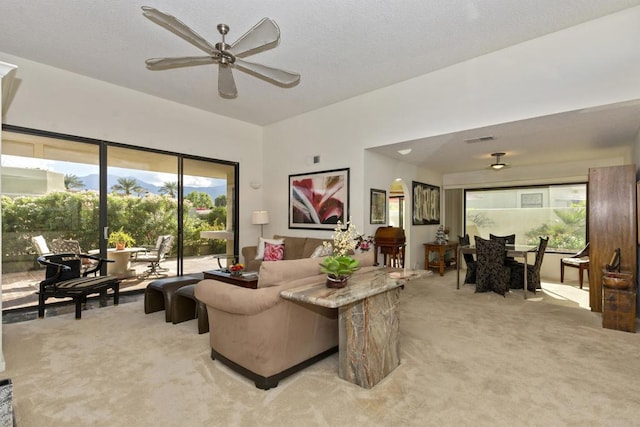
<box><xmin>373</xmin><ymin>226</ymin><xmax>406</xmax><ymax>268</ymax></box>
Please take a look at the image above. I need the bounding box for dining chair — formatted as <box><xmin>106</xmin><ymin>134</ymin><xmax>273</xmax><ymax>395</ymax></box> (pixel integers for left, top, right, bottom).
<box><xmin>489</xmin><ymin>233</ymin><xmax>516</xmax><ymax>264</ymax></box>
<box><xmin>458</xmin><ymin>234</ymin><xmax>476</xmax><ymax>284</ymax></box>
<box><xmin>474</xmin><ymin>236</ymin><xmax>510</xmax><ymax>296</ymax></box>
<box><xmin>509</xmin><ymin>236</ymin><xmax>549</xmax><ymax>291</ymax></box>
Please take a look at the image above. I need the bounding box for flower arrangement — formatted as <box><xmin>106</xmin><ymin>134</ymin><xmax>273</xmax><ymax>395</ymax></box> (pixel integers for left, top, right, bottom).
<box><xmin>229</xmin><ymin>263</ymin><xmax>244</xmax><ymax>276</ymax></box>
<box><xmin>319</xmin><ymin>219</ymin><xmax>361</xmax><ymax>287</ymax></box>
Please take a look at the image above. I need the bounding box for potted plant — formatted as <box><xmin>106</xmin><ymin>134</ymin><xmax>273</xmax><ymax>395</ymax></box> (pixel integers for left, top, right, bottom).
<box><xmin>108</xmin><ymin>228</ymin><xmax>136</xmax><ymax>250</ymax></box>
<box><xmin>318</xmin><ymin>219</ymin><xmax>361</xmax><ymax>288</ymax></box>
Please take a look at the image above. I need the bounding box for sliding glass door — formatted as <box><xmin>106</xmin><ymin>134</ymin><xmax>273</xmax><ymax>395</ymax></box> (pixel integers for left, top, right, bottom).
<box><xmin>1</xmin><ymin>130</ymin><xmax>101</xmax><ymax>310</ymax></box>
<box><xmin>1</xmin><ymin>126</ymin><xmax>238</xmax><ymax>311</ymax></box>
<box><xmin>105</xmin><ymin>146</ymin><xmax>179</xmax><ymax>280</ymax></box>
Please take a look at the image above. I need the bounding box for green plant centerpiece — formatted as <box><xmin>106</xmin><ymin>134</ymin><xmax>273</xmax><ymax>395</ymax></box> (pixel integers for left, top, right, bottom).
<box><xmin>319</xmin><ymin>219</ymin><xmax>361</xmax><ymax>288</ymax></box>
<box><xmin>108</xmin><ymin>227</ymin><xmax>136</xmax><ymax>250</ymax></box>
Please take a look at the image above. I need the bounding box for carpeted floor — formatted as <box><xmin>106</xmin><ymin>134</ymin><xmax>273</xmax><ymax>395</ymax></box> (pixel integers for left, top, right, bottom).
<box><xmin>2</xmin><ymin>273</ymin><xmax>639</xmax><ymax>426</ymax></box>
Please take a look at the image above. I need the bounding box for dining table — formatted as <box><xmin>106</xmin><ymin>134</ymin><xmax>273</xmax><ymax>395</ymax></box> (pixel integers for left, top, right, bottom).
<box><xmin>457</xmin><ymin>244</ymin><xmax>537</xmax><ymax>299</ymax></box>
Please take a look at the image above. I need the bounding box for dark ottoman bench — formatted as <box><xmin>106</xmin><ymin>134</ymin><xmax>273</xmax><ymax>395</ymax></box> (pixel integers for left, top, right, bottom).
<box><xmin>171</xmin><ymin>284</ymin><xmax>209</xmax><ymax>334</ymax></box>
<box><xmin>144</xmin><ymin>273</ymin><xmax>204</xmax><ymax>322</ymax></box>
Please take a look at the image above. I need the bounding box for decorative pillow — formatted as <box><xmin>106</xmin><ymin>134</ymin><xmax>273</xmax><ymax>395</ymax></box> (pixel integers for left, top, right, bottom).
<box><xmin>263</xmin><ymin>242</ymin><xmax>284</xmax><ymax>261</ymax></box>
<box><xmin>255</xmin><ymin>237</ymin><xmax>285</xmax><ymax>260</ymax></box>
<box><xmin>310</xmin><ymin>244</ymin><xmax>332</xmax><ymax>258</ymax></box>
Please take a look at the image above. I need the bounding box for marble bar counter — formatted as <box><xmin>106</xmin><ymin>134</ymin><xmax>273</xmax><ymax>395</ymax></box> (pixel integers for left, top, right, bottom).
<box><xmin>281</xmin><ymin>268</ymin><xmax>428</xmax><ymax>388</ymax></box>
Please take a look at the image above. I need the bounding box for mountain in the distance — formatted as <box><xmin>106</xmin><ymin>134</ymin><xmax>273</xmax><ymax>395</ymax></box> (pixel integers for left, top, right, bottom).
<box><xmin>77</xmin><ymin>174</ymin><xmax>226</xmax><ymax>201</ymax></box>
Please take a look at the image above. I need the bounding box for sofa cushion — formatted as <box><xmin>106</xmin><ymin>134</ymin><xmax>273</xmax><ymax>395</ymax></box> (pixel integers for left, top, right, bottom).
<box><xmin>303</xmin><ymin>238</ymin><xmax>329</xmax><ymax>258</ymax></box>
<box><xmin>310</xmin><ymin>244</ymin><xmax>332</xmax><ymax>258</ymax></box>
<box><xmin>352</xmin><ymin>250</ymin><xmax>375</xmax><ymax>267</ymax></box>
<box><xmin>258</xmin><ymin>257</ymin><xmax>324</xmax><ymax>288</ymax></box>
<box><xmin>282</xmin><ymin>236</ymin><xmax>306</xmax><ymax>260</ymax></box>
<box><xmin>263</xmin><ymin>242</ymin><xmax>285</xmax><ymax>261</ymax></box>
<box><xmin>256</xmin><ymin>237</ymin><xmax>284</xmax><ymax>260</ymax></box>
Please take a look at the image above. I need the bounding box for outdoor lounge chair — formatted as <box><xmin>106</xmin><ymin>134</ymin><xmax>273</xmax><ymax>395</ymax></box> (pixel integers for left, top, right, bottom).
<box><xmin>134</xmin><ymin>235</ymin><xmax>175</xmax><ymax>278</ymax></box>
<box><xmin>37</xmin><ymin>253</ymin><xmax>120</xmax><ymax>319</ymax></box>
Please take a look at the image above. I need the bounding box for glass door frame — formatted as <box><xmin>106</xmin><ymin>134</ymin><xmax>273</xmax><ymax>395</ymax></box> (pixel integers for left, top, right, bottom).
<box><xmin>2</xmin><ymin>123</ymin><xmax>239</xmax><ymax>279</ymax></box>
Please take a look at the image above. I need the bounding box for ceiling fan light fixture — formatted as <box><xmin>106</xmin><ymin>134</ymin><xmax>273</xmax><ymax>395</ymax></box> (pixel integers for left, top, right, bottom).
<box><xmin>490</xmin><ymin>152</ymin><xmax>507</xmax><ymax>170</ymax></box>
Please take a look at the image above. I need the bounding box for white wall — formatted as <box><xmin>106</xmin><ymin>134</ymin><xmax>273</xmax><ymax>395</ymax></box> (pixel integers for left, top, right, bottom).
<box><xmin>262</xmin><ymin>6</ymin><xmax>640</xmax><ymax>269</ymax></box>
<box><xmin>2</xmin><ymin>7</ymin><xmax>640</xmax><ymax>268</ymax></box>
<box><xmin>0</xmin><ymin>53</ymin><xmax>265</xmax><ymax>251</ymax></box>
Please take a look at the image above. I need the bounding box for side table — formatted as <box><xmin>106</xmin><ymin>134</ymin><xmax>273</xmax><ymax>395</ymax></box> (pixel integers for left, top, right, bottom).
<box><xmin>203</xmin><ymin>269</ymin><xmax>258</xmax><ymax>289</ymax></box>
<box><xmin>424</xmin><ymin>242</ymin><xmax>458</xmax><ymax>276</ymax></box>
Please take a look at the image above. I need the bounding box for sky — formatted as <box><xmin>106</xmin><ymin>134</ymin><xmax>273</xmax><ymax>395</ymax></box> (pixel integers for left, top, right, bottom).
<box><xmin>1</xmin><ymin>155</ymin><xmax>225</xmax><ymax>188</ymax></box>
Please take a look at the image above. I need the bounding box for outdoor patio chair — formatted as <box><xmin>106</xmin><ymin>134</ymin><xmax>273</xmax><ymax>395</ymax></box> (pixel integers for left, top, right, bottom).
<box><xmin>51</xmin><ymin>238</ymin><xmax>98</xmax><ymax>274</ymax></box>
<box><xmin>31</xmin><ymin>235</ymin><xmax>52</xmax><ymax>256</ymax></box>
<box><xmin>37</xmin><ymin>252</ymin><xmax>120</xmax><ymax>319</ymax></box>
<box><xmin>134</xmin><ymin>235</ymin><xmax>175</xmax><ymax>278</ymax></box>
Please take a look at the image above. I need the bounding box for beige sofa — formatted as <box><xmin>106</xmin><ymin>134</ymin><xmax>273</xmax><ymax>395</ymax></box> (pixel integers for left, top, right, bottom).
<box><xmin>241</xmin><ymin>234</ymin><xmax>330</xmax><ymax>271</ymax></box>
<box><xmin>194</xmin><ymin>251</ymin><xmax>376</xmax><ymax>389</ymax></box>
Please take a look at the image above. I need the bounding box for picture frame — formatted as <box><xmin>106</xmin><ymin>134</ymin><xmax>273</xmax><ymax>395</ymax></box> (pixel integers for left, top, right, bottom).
<box><xmin>289</xmin><ymin>168</ymin><xmax>349</xmax><ymax>230</ymax></box>
<box><xmin>412</xmin><ymin>181</ymin><xmax>440</xmax><ymax>225</ymax></box>
<box><xmin>370</xmin><ymin>188</ymin><xmax>386</xmax><ymax>224</ymax></box>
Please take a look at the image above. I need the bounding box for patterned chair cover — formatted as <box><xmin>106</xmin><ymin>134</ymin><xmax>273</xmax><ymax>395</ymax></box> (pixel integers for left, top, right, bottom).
<box><xmin>509</xmin><ymin>237</ymin><xmax>549</xmax><ymax>291</ymax></box>
<box><xmin>474</xmin><ymin>236</ymin><xmax>510</xmax><ymax>296</ymax></box>
<box><xmin>458</xmin><ymin>234</ymin><xmax>476</xmax><ymax>284</ymax></box>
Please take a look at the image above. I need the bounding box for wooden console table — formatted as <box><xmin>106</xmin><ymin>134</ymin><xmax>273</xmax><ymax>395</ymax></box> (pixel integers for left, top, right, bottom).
<box><xmin>280</xmin><ymin>268</ymin><xmax>423</xmax><ymax>388</ymax></box>
<box><xmin>423</xmin><ymin>242</ymin><xmax>458</xmax><ymax>276</ymax></box>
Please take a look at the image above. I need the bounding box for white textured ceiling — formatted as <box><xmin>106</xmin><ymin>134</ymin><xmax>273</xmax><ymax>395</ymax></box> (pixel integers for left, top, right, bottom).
<box><xmin>1</xmin><ymin>1</ymin><xmax>640</xmax><ymax>173</ymax></box>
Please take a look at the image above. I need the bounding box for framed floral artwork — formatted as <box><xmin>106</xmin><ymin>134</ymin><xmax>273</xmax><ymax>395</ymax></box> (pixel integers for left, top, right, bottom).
<box><xmin>412</xmin><ymin>181</ymin><xmax>440</xmax><ymax>225</ymax></box>
<box><xmin>370</xmin><ymin>188</ymin><xmax>386</xmax><ymax>224</ymax></box>
<box><xmin>289</xmin><ymin>168</ymin><xmax>349</xmax><ymax>230</ymax></box>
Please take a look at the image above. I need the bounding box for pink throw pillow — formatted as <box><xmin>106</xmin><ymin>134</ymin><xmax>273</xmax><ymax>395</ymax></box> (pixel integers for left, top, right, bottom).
<box><xmin>263</xmin><ymin>242</ymin><xmax>284</xmax><ymax>261</ymax></box>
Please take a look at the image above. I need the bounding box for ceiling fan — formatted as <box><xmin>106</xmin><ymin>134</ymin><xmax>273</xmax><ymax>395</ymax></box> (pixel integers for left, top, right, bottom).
<box><xmin>141</xmin><ymin>6</ymin><xmax>300</xmax><ymax>98</ymax></box>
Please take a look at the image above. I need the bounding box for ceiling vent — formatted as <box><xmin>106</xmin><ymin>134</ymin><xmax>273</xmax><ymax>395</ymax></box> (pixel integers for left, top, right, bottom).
<box><xmin>464</xmin><ymin>136</ymin><xmax>495</xmax><ymax>143</ymax></box>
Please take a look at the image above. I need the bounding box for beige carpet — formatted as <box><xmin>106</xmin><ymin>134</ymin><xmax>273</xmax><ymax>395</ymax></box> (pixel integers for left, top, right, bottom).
<box><xmin>3</xmin><ymin>274</ymin><xmax>640</xmax><ymax>426</ymax></box>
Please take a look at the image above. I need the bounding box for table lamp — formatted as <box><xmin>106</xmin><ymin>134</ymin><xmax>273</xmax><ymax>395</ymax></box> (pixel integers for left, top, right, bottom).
<box><xmin>251</xmin><ymin>210</ymin><xmax>269</xmax><ymax>237</ymax></box>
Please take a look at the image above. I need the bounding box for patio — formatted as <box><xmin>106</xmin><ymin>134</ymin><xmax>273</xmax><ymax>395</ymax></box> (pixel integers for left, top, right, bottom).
<box><xmin>1</xmin><ymin>254</ymin><xmax>224</xmax><ymax>311</ymax></box>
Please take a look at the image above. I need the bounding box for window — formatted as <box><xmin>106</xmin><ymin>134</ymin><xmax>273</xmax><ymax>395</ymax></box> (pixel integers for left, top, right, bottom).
<box><xmin>1</xmin><ymin>125</ymin><xmax>238</xmax><ymax>311</ymax></box>
<box><xmin>465</xmin><ymin>184</ymin><xmax>587</xmax><ymax>251</ymax></box>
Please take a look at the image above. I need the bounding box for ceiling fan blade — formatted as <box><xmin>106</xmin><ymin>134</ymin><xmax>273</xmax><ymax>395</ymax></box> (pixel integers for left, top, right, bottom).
<box><xmin>234</xmin><ymin>58</ymin><xmax>300</xmax><ymax>86</ymax></box>
<box><xmin>145</xmin><ymin>56</ymin><xmax>217</xmax><ymax>70</ymax></box>
<box><xmin>218</xmin><ymin>64</ymin><xmax>238</xmax><ymax>98</ymax></box>
<box><xmin>142</xmin><ymin>6</ymin><xmax>218</xmax><ymax>55</ymax></box>
<box><xmin>229</xmin><ymin>18</ymin><xmax>280</xmax><ymax>57</ymax></box>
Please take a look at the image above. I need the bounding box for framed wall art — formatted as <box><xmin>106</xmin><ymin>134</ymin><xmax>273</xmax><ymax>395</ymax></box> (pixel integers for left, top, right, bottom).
<box><xmin>289</xmin><ymin>168</ymin><xmax>349</xmax><ymax>230</ymax></box>
<box><xmin>370</xmin><ymin>188</ymin><xmax>386</xmax><ymax>224</ymax></box>
<box><xmin>412</xmin><ymin>181</ymin><xmax>440</xmax><ymax>225</ymax></box>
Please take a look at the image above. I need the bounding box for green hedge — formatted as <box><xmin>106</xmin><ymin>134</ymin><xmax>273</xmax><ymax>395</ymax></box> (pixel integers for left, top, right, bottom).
<box><xmin>2</xmin><ymin>191</ymin><xmax>226</xmax><ymax>272</ymax></box>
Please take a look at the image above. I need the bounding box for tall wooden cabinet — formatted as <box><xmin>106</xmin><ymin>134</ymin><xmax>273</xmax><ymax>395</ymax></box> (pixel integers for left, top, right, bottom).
<box><xmin>588</xmin><ymin>165</ymin><xmax>637</xmax><ymax>312</ymax></box>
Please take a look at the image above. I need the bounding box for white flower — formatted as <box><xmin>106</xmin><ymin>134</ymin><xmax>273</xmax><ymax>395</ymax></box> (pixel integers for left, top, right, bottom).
<box><xmin>322</xmin><ymin>218</ymin><xmax>360</xmax><ymax>257</ymax></box>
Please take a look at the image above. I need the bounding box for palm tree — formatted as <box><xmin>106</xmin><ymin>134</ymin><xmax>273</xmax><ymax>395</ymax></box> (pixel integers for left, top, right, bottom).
<box><xmin>64</xmin><ymin>174</ymin><xmax>85</xmax><ymax>191</ymax></box>
<box><xmin>111</xmin><ymin>177</ymin><xmax>145</xmax><ymax>196</ymax></box>
<box><xmin>159</xmin><ymin>181</ymin><xmax>178</xmax><ymax>198</ymax></box>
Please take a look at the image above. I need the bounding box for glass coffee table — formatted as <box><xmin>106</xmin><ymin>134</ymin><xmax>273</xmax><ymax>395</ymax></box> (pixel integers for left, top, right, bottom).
<box><xmin>202</xmin><ymin>269</ymin><xmax>258</xmax><ymax>289</ymax></box>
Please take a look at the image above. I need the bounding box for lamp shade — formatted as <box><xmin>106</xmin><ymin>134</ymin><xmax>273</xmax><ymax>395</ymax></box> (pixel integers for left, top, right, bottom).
<box><xmin>251</xmin><ymin>210</ymin><xmax>269</xmax><ymax>225</ymax></box>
